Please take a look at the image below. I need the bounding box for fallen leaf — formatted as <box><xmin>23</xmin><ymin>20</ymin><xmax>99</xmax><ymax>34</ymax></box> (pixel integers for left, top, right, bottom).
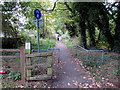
<box><xmin>68</xmin><ymin>83</ymin><xmax>70</xmax><ymax>86</ymax></box>
<box><xmin>63</xmin><ymin>72</ymin><xmax>66</xmax><ymax>74</ymax></box>
<box><xmin>83</xmin><ymin>77</ymin><xmax>86</xmax><ymax>79</ymax></box>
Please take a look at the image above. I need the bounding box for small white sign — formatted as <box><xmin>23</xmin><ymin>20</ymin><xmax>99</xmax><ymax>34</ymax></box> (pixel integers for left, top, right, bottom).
<box><xmin>34</xmin><ymin>19</ymin><xmax>42</xmax><ymax>27</ymax></box>
<box><xmin>25</xmin><ymin>42</ymin><xmax>30</xmax><ymax>49</ymax></box>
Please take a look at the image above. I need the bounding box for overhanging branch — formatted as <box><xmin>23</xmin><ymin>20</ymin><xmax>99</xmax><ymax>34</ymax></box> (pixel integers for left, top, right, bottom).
<box><xmin>36</xmin><ymin>0</ymin><xmax>58</xmax><ymax>12</ymax></box>
<box><xmin>64</xmin><ymin>2</ymin><xmax>73</xmax><ymax>13</ymax></box>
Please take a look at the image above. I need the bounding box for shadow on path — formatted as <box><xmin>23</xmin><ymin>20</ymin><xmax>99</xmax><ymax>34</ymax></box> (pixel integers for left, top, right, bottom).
<box><xmin>51</xmin><ymin>41</ymin><xmax>93</xmax><ymax>88</ymax></box>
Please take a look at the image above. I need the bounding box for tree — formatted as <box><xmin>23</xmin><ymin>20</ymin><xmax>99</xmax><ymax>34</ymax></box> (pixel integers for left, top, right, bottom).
<box><xmin>2</xmin><ymin>2</ymin><xmax>19</xmax><ymax>38</ymax></box>
<box><xmin>64</xmin><ymin>2</ymin><xmax>119</xmax><ymax>51</ymax></box>
<box><xmin>113</xmin><ymin>2</ymin><xmax>120</xmax><ymax>52</ymax></box>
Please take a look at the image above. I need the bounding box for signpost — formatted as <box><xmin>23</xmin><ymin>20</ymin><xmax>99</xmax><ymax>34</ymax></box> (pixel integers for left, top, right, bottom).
<box><xmin>34</xmin><ymin>9</ymin><xmax>41</xmax><ymax>19</ymax></box>
<box><xmin>34</xmin><ymin>9</ymin><xmax>42</xmax><ymax>63</ymax></box>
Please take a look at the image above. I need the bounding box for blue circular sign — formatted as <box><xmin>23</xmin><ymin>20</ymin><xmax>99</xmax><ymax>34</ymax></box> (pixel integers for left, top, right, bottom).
<box><xmin>34</xmin><ymin>9</ymin><xmax>41</xmax><ymax>19</ymax></box>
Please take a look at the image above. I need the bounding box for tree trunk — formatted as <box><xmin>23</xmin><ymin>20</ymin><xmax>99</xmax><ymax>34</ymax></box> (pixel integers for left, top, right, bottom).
<box><xmin>102</xmin><ymin>14</ymin><xmax>114</xmax><ymax>50</ymax></box>
<box><xmin>96</xmin><ymin>14</ymin><xmax>114</xmax><ymax>50</ymax></box>
<box><xmin>88</xmin><ymin>22</ymin><xmax>96</xmax><ymax>47</ymax></box>
<box><xmin>79</xmin><ymin>16</ymin><xmax>87</xmax><ymax>49</ymax></box>
<box><xmin>113</xmin><ymin>3</ymin><xmax>120</xmax><ymax>52</ymax></box>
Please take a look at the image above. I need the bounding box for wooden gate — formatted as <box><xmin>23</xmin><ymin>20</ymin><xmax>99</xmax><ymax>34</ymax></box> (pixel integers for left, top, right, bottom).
<box><xmin>25</xmin><ymin>52</ymin><xmax>53</xmax><ymax>81</ymax></box>
<box><xmin>20</xmin><ymin>46</ymin><xmax>53</xmax><ymax>81</ymax></box>
<box><xmin>1</xmin><ymin>47</ymin><xmax>53</xmax><ymax>83</ymax></box>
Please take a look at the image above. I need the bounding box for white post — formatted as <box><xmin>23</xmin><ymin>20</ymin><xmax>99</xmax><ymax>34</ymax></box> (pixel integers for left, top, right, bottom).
<box><xmin>25</xmin><ymin>41</ymin><xmax>31</xmax><ymax>54</ymax></box>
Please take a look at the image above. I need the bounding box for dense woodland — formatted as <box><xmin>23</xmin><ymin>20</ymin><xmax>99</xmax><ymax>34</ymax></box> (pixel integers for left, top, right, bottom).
<box><xmin>1</xmin><ymin>1</ymin><xmax>120</xmax><ymax>53</ymax></box>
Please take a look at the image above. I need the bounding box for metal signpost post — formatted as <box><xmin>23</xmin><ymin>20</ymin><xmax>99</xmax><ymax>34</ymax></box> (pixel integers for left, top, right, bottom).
<box><xmin>34</xmin><ymin>9</ymin><xmax>42</xmax><ymax>63</ymax></box>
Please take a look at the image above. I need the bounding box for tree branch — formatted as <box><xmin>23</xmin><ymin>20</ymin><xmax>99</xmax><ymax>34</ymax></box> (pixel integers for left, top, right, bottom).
<box><xmin>64</xmin><ymin>2</ymin><xmax>73</xmax><ymax>13</ymax></box>
<box><xmin>37</xmin><ymin>0</ymin><xmax>58</xmax><ymax>12</ymax></box>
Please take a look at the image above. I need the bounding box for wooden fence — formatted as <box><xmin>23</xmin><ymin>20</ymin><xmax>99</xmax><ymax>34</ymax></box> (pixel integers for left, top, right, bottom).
<box><xmin>0</xmin><ymin>46</ymin><xmax>53</xmax><ymax>83</ymax></box>
<box><xmin>25</xmin><ymin>52</ymin><xmax>53</xmax><ymax>81</ymax></box>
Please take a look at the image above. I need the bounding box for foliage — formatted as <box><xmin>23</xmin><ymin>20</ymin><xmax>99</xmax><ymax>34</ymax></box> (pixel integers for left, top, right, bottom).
<box><xmin>1</xmin><ymin>2</ymin><xmax>120</xmax><ymax>52</ymax></box>
<box><xmin>1</xmin><ymin>80</ymin><xmax>19</xmax><ymax>88</ymax></box>
<box><xmin>31</xmin><ymin>38</ymin><xmax>56</xmax><ymax>50</ymax></box>
<box><xmin>64</xmin><ymin>22</ymin><xmax>79</xmax><ymax>37</ymax></box>
<box><xmin>6</xmin><ymin>70</ymin><xmax>21</xmax><ymax>81</ymax></box>
<box><xmin>62</xmin><ymin>37</ymin><xmax>80</xmax><ymax>48</ymax></box>
<box><xmin>64</xmin><ymin>2</ymin><xmax>120</xmax><ymax>52</ymax></box>
<box><xmin>62</xmin><ymin>41</ymin><xmax>73</xmax><ymax>48</ymax></box>
<box><xmin>40</xmin><ymin>38</ymin><xmax>56</xmax><ymax>49</ymax></box>
<box><xmin>112</xmin><ymin>70</ymin><xmax>120</xmax><ymax>75</ymax></box>
<box><xmin>1</xmin><ymin>2</ymin><xmax>26</xmax><ymax>38</ymax></box>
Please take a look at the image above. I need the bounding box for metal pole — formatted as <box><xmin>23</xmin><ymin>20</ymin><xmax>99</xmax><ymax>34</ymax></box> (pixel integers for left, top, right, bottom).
<box><xmin>37</xmin><ymin>19</ymin><xmax>40</xmax><ymax>63</ymax></box>
<box><xmin>102</xmin><ymin>51</ymin><xmax>104</xmax><ymax>63</ymax></box>
<box><xmin>86</xmin><ymin>50</ymin><xmax>88</xmax><ymax>61</ymax></box>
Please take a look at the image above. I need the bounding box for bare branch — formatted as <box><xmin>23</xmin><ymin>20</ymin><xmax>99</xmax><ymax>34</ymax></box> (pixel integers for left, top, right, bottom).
<box><xmin>36</xmin><ymin>0</ymin><xmax>58</xmax><ymax>12</ymax></box>
<box><xmin>64</xmin><ymin>2</ymin><xmax>73</xmax><ymax>13</ymax></box>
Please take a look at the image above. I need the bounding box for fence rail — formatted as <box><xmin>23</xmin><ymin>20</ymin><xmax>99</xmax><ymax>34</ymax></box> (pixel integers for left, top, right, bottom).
<box><xmin>26</xmin><ymin>74</ymin><xmax>52</xmax><ymax>81</ymax></box>
<box><xmin>25</xmin><ymin>63</ymin><xmax>50</xmax><ymax>69</ymax></box>
<box><xmin>73</xmin><ymin>45</ymin><xmax>104</xmax><ymax>52</ymax></box>
<box><xmin>0</xmin><ymin>47</ymin><xmax>25</xmax><ymax>82</ymax></box>
<box><xmin>0</xmin><ymin>56</ymin><xmax>20</xmax><ymax>58</ymax></box>
<box><xmin>72</xmin><ymin>45</ymin><xmax>105</xmax><ymax>67</ymax></box>
<box><xmin>26</xmin><ymin>52</ymin><xmax>52</xmax><ymax>57</ymax></box>
<box><xmin>0</xmin><ymin>49</ymin><xmax>20</xmax><ymax>52</ymax></box>
<box><xmin>0</xmin><ymin>49</ymin><xmax>20</xmax><ymax>58</ymax></box>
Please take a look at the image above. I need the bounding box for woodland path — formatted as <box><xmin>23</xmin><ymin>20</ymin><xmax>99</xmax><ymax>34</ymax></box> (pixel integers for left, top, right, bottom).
<box><xmin>51</xmin><ymin>41</ymin><xmax>94</xmax><ymax>88</ymax></box>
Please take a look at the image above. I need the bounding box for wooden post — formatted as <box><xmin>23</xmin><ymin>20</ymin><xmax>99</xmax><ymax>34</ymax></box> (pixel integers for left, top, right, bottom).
<box><xmin>47</xmin><ymin>56</ymin><xmax>52</xmax><ymax>75</ymax></box>
<box><xmin>25</xmin><ymin>41</ymin><xmax>31</xmax><ymax>77</ymax></box>
<box><xmin>20</xmin><ymin>46</ymin><xmax>26</xmax><ymax>83</ymax></box>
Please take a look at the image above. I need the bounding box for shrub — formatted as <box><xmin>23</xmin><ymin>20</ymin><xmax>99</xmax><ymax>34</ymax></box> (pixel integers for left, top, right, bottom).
<box><xmin>6</xmin><ymin>70</ymin><xmax>21</xmax><ymax>81</ymax></box>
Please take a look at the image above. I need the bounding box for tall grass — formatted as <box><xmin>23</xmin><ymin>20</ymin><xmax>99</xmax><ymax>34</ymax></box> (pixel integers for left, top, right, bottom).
<box><xmin>62</xmin><ymin>37</ymin><xmax>79</xmax><ymax>48</ymax></box>
<box><xmin>31</xmin><ymin>38</ymin><xmax>56</xmax><ymax>50</ymax></box>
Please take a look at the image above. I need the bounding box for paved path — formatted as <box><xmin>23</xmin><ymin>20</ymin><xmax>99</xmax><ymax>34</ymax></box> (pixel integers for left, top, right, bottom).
<box><xmin>51</xmin><ymin>41</ymin><xmax>93</xmax><ymax>88</ymax></box>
